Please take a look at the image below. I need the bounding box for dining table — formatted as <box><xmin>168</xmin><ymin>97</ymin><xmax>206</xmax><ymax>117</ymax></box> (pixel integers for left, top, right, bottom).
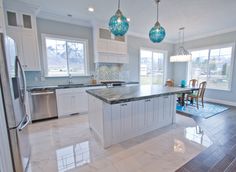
<box><xmin>178</xmin><ymin>86</ymin><xmax>199</xmax><ymax>106</ymax></box>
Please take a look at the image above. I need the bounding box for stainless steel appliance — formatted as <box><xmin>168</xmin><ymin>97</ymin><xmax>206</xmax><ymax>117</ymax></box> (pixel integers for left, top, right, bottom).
<box><xmin>30</xmin><ymin>89</ymin><xmax>58</xmax><ymax>121</ymax></box>
<box><xmin>0</xmin><ymin>33</ymin><xmax>31</xmax><ymax>172</ymax></box>
<box><xmin>101</xmin><ymin>81</ymin><xmax>126</xmax><ymax>88</ymax></box>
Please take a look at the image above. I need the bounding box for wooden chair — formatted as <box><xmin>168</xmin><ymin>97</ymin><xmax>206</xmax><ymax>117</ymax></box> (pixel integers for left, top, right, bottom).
<box><xmin>189</xmin><ymin>79</ymin><xmax>198</xmax><ymax>87</ymax></box>
<box><xmin>186</xmin><ymin>81</ymin><xmax>207</xmax><ymax>109</ymax></box>
<box><xmin>165</xmin><ymin>80</ymin><xmax>174</xmax><ymax>87</ymax></box>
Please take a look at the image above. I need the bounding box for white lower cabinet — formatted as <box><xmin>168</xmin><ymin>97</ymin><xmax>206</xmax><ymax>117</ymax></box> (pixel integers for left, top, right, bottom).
<box><xmin>111</xmin><ymin>102</ymin><xmax>132</xmax><ymax>142</ymax></box>
<box><xmin>56</xmin><ymin>86</ymin><xmax>105</xmax><ymax>117</ymax></box>
<box><xmin>88</xmin><ymin>94</ymin><xmax>176</xmax><ymax>148</ymax></box>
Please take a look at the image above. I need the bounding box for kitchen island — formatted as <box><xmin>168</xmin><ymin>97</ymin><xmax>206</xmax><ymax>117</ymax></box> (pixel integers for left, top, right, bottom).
<box><xmin>86</xmin><ymin>85</ymin><xmax>193</xmax><ymax>148</ymax></box>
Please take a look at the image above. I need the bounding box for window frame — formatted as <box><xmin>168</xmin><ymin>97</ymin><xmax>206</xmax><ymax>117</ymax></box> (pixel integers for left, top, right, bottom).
<box><xmin>41</xmin><ymin>34</ymin><xmax>90</xmax><ymax>77</ymax></box>
<box><xmin>139</xmin><ymin>47</ymin><xmax>168</xmax><ymax>85</ymax></box>
<box><xmin>187</xmin><ymin>43</ymin><xmax>235</xmax><ymax>91</ymax></box>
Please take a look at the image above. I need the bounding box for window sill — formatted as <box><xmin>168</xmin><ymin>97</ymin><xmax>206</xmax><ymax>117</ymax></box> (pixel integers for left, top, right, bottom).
<box><xmin>206</xmin><ymin>88</ymin><xmax>231</xmax><ymax>92</ymax></box>
<box><xmin>44</xmin><ymin>75</ymin><xmax>91</xmax><ymax>78</ymax></box>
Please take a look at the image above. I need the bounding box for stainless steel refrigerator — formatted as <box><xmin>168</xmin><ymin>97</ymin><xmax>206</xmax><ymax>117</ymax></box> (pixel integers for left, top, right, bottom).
<box><xmin>0</xmin><ymin>33</ymin><xmax>31</xmax><ymax>172</ymax></box>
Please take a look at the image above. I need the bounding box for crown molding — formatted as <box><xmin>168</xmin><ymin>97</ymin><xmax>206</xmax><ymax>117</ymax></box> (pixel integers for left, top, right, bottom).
<box><xmin>183</xmin><ymin>27</ymin><xmax>236</xmax><ymax>43</ymax></box>
<box><xmin>37</xmin><ymin>10</ymin><xmax>93</xmax><ymax>28</ymax></box>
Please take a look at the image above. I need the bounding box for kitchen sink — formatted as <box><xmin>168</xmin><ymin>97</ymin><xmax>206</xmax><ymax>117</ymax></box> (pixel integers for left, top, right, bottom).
<box><xmin>58</xmin><ymin>84</ymin><xmax>85</xmax><ymax>88</ymax></box>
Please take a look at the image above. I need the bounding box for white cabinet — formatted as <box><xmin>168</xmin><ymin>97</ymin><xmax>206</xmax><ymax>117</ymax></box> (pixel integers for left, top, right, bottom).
<box><xmin>88</xmin><ymin>94</ymin><xmax>176</xmax><ymax>148</ymax></box>
<box><xmin>111</xmin><ymin>102</ymin><xmax>132</xmax><ymax>141</ymax></box>
<box><xmin>5</xmin><ymin>9</ymin><xmax>40</xmax><ymax>71</ymax></box>
<box><xmin>5</xmin><ymin>10</ymin><xmax>34</xmax><ymax>30</ymax></box>
<box><xmin>153</xmin><ymin>95</ymin><xmax>175</xmax><ymax>128</ymax></box>
<box><xmin>56</xmin><ymin>88</ymin><xmax>86</xmax><ymax>117</ymax></box>
<box><xmin>56</xmin><ymin>86</ymin><xmax>105</xmax><ymax>117</ymax></box>
<box><xmin>0</xmin><ymin>0</ymin><xmax>5</xmax><ymax>33</ymax></box>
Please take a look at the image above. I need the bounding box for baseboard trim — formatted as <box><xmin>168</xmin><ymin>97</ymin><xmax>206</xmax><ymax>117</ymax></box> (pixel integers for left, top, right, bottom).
<box><xmin>205</xmin><ymin>97</ymin><xmax>236</xmax><ymax>107</ymax></box>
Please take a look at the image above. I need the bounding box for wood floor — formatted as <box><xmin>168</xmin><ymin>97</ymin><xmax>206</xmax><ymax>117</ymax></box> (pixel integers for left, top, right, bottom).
<box><xmin>176</xmin><ymin>106</ymin><xmax>236</xmax><ymax>172</ymax></box>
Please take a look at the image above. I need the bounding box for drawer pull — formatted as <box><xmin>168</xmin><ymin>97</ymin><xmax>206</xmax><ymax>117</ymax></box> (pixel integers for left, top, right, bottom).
<box><xmin>121</xmin><ymin>104</ymin><xmax>127</xmax><ymax>106</ymax></box>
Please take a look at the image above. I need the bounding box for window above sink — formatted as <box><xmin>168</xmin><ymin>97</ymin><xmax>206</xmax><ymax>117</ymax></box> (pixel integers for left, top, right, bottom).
<box><xmin>42</xmin><ymin>34</ymin><xmax>89</xmax><ymax>77</ymax></box>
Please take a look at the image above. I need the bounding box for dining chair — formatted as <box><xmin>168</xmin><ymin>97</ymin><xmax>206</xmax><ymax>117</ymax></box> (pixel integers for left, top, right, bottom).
<box><xmin>165</xmin><ymin>80</ymin><xmax>174</xmax><ymax>87</ymax></box>
<box><xmin>189</xmin><ymin>79</ymin><xmax>198</xmax><ymax>87</ymax></box>
<box><xmin>186</xmin><ymin>81</ymin><xmax>207</xmax><ymax>109</ymax></box>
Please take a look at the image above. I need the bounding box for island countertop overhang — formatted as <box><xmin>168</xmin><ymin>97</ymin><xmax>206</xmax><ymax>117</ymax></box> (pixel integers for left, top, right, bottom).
<box><xmin>86</xmin><ymin>85</ymin><xmax>195</xmax><ymax>104</ymax></box>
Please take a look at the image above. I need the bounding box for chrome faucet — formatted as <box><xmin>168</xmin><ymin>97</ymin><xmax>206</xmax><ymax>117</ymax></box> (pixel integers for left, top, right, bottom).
<box><xmin>68</xmin><ymin>74</ymin><xmax>73</xmax><ymax>84</ymax></box>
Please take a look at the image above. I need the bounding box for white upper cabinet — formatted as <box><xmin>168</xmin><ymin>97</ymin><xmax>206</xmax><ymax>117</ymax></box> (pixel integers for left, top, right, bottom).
<box><xmin>0</xmin><ymin>0</ymin><xmax>5</xmax><ymax>33</ymax></box>
<box><xmin>94</xmin><ymin>27</ymin><xmax>129</xmax><ymax>64</ymax></box>
<box><xmin>6</xmin><ymin>10</ymin><xmax>33</xmax><ymax>30</ymax></box>
<box><xmin>5</xmin><ymin>8</ymin><xmax>40</xmax><ymax>71</ymax></box>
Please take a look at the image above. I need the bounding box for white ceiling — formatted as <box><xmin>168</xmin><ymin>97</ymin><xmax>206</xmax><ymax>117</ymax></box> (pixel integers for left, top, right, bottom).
<box><xmin>14</xmin><ymin>0</ymin><xmax>236</xmax><ymax>43</ymax></box>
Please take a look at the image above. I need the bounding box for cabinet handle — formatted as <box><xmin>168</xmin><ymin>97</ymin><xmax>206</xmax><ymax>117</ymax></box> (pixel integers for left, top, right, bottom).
<box><xmin>121</xmin><ymin>103</ymin><xmax>127</xmax><ymax>106</ymax></box>
<box><xmin>145</xmin><ymin>99</ymin><xmax>151</xmax><ymax>102</ymax></box>
<box><xmin>163</xmin><ymin>96</ymin><xmax>169</xmax><ymax>99</ymax></box>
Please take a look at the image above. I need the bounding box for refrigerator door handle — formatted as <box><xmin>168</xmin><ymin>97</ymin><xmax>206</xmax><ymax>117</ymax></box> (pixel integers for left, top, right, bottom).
<box><xmin>19</xmin><ymin>115</ymin><xmax>30</xmax><ymax>131</ymax></box>
<box><xmin>15</xmin><ymin>56</ymin><xmax>26</xmax><ymax>103</ymax></box>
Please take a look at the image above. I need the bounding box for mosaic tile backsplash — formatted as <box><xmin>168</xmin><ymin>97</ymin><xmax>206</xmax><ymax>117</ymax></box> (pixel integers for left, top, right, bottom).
<box><xmin>96</xmin><ymin>63</ymin><xmax>130</xmax><ymax>81</ymax></box>
<box><xmin>25</xmin><ymin>64</ymin><xmax>130</xmax><ymax>87</ymax></box>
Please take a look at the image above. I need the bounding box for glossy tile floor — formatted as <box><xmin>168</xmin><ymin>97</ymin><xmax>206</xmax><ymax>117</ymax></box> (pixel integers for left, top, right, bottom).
<box><xmin>27</xmin><ymin>114</ymin><xmax>212</xmax><ymax>172</ymax></box>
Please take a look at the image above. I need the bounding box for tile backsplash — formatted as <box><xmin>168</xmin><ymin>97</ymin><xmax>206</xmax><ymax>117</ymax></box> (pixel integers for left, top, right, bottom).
<box><xmin>96</xmin><ymin>63</ymin><xmax>130</xmax><ymax>81</ymax></box>
<box><xmin>25</xmin><ymin>71</ymin><xmax>91</xmax><ymax>87</ymax></box>
<box><xmin>25</xmin><ymin>64</ymin><xmax>130</xmax><ymax>87</ymax></box>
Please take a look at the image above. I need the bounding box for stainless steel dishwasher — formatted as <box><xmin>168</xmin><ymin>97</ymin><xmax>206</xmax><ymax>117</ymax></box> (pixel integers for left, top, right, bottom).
<box><xmin>30</xmin><ymin>89</ymin><xmax>58</xmax><ymax>121</ymax></box>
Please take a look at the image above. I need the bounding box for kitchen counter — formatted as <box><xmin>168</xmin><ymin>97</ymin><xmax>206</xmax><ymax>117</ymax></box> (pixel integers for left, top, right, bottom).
<box><xmin>86</xmin><ymin>85</ymin><xmax>193</xmax><ymax>104</ymax></box>
<box><xmin>87</xmin><ymin>85</ymin><xmax>189</xmax><ymax>148</ymax></box>
<box><xmin>27</xmin><ymin>82</ymin><xmax>139</xmax><ymax>91</ymax></box>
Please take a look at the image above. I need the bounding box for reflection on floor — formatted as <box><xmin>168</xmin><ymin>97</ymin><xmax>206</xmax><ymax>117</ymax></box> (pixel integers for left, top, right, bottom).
<box><xmin>27</xmin><ymin>114</ymin><xmax>212</xmax><ymax>172</ymax></box>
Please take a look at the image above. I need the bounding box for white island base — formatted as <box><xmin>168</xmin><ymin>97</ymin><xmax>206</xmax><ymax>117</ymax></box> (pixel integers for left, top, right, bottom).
<box><xmin>88</xmin><ymin>94</ymin><xmax>176</xmax><ymax>148</ymax></box>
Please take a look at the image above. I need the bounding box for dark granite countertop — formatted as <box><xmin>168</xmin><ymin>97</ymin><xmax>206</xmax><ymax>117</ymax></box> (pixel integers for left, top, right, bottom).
<box><xmin>86</xmin><ymin>85</ymin><xmax>195</xmax><ymax>104</ymax></box>
<box><xmin>27</xmin><ymin>82</ymin><xmax>139</xmax><ymax>92</ymax></box>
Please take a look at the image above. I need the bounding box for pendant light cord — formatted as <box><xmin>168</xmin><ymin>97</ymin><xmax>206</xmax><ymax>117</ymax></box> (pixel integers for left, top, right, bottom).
<box><xmin>156</xmin><ymin>0</ymin><xmax>160</xmax><ymax>21</ymax></box>
<box><xmin>118</xmin><ymin>0</ymin><xmax>121</xmax><ymax>9</ymax></box>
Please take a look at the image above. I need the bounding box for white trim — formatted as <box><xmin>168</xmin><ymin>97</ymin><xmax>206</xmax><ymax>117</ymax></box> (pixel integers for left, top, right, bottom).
<box><xmin>188</xmin><ymin>42</ymin><xmax>235</xmax><ymax>91</ymax></box>
<box><xmin>37</xmin><ymin>10</ymin><xmax>92</xmax><ymax>27</ymax></box>
<box><xmin>41</xmin><ymin>33</ymin><xmax>90</xmax><ymax>77</ymax></box>
<box><xmin>184</xmin><ymin>27</ymin><xmax>236</xmax><ymax>43</ymax></box>
<box><xmin>139</xmin><ymin>47</ymin><xmax>168</xmax><ymax>85</ymax></box>
<box><xmin>205</xmin><ymin>97</ymin><xmax>236</xmax><ymax>107</ymax></box>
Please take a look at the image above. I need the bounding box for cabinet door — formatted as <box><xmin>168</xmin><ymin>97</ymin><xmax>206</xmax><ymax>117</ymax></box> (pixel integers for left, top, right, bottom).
<box><xmin>77</xmin><ymin>91</ymin><xmax>88</xmax><ymax>113</ymax></box>
<box><xmin>144</xmin><ymin>99</ymin><xmax>154</xmax><ymax>128</ymax></box>
<box><xmin>21</xmin><ymin>30</ymin><xmax>40</xmax><ymax>70</ymax></box>
<box><xmin>57</xmin><ymin>93</ymin><xmax>77</xmax><ymax>117</ymax></box>
<box><xmin>111</xmin><ymin>102</ymin><xmax>132</xmax><ymax>141</ymax></box>
<box><xmin>132</xmin><ymin>100</ymin><xmax>145</xmax><ymax>133</ymax></box>
<box><xmin>158</xmin><ymin>95</ymin><xmax>173</xmax><ymax>127</ymax></box>
<box><xmin>6</xmin><ymin>10</ymin><xmax>18</xmax><ymax>27</ymax></box>
<box><xmin>21</xmin><ymin>13</ymin><xmax>32</xmax><ymax>29</ymax></box>
<box><xmin>120</xmin><ymin>102</ymin><xmax>132</xmax><ymax>138</ymax></box>
<box><xmin>6</xmin><ymin>28</ymin><xmax>24</xmax><ymax>63</ymax></box>
<box><xmin>163</xmin><ymin>95</ymin><xmax>172</xmax><ymax>124</ymax></box>
<box><xmin>0</xmin><ymin>2</ymin><xmax>4</xmax><ymax>33</ymax></box>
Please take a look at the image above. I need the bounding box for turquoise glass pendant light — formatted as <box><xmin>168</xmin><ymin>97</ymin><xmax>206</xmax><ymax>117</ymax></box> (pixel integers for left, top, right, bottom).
<box><xmin>109</xmin><ymin>0</ymin><xmax>129</xmax><ymax>36</ymax></box>
<box><xmin>149</xmin><ymin>0</ymin><xmax>166</xmax><ymax>43</ymax></box>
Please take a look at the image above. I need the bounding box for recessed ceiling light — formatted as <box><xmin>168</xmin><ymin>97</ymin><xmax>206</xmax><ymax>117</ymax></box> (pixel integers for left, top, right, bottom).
<box><xmin>127</xmin><ymin>18</ymin><xmax>131</xmax><ymax>22</ymax></box>
<box><xmin>88</xmin><ymin>7</ymin><xmax>94</xmax><ymax>12</ymax></box>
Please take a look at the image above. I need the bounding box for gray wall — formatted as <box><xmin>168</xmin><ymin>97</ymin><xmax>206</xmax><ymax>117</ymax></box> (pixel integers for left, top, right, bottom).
<box><xmin>127</xmin><ymin>35</ymin><xmax>175</xmax><ymax>82</ymax></box>
<box><xmin>26</xmin><ymin>18</ymin><xmax>175</xmax><ymax>86</ymax></box>
<box><xmin>173</xmin><ymin>31</ymin><xmax>236</xmax><ymax>103</ymax></box>
<box><xmin>26</xmin><ymin>18</ymin><xmax>94</xmax><ymax>87</ymax></box>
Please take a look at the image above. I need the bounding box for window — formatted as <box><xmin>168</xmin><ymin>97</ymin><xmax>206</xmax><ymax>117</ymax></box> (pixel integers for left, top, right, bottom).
<box><xmin>140</xmin><ymin>49</ymin><xmax>166</xmax><ymax>85</ymax></box>
<box><xmin>42</xmin><ymin>34</ymin><xmax>88</xmax><ymax>77</ymax></box>
<box><xmin>190</xmin><ymin>44</ymin><xmax>233</xmax><ymax>90</ymax></box>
